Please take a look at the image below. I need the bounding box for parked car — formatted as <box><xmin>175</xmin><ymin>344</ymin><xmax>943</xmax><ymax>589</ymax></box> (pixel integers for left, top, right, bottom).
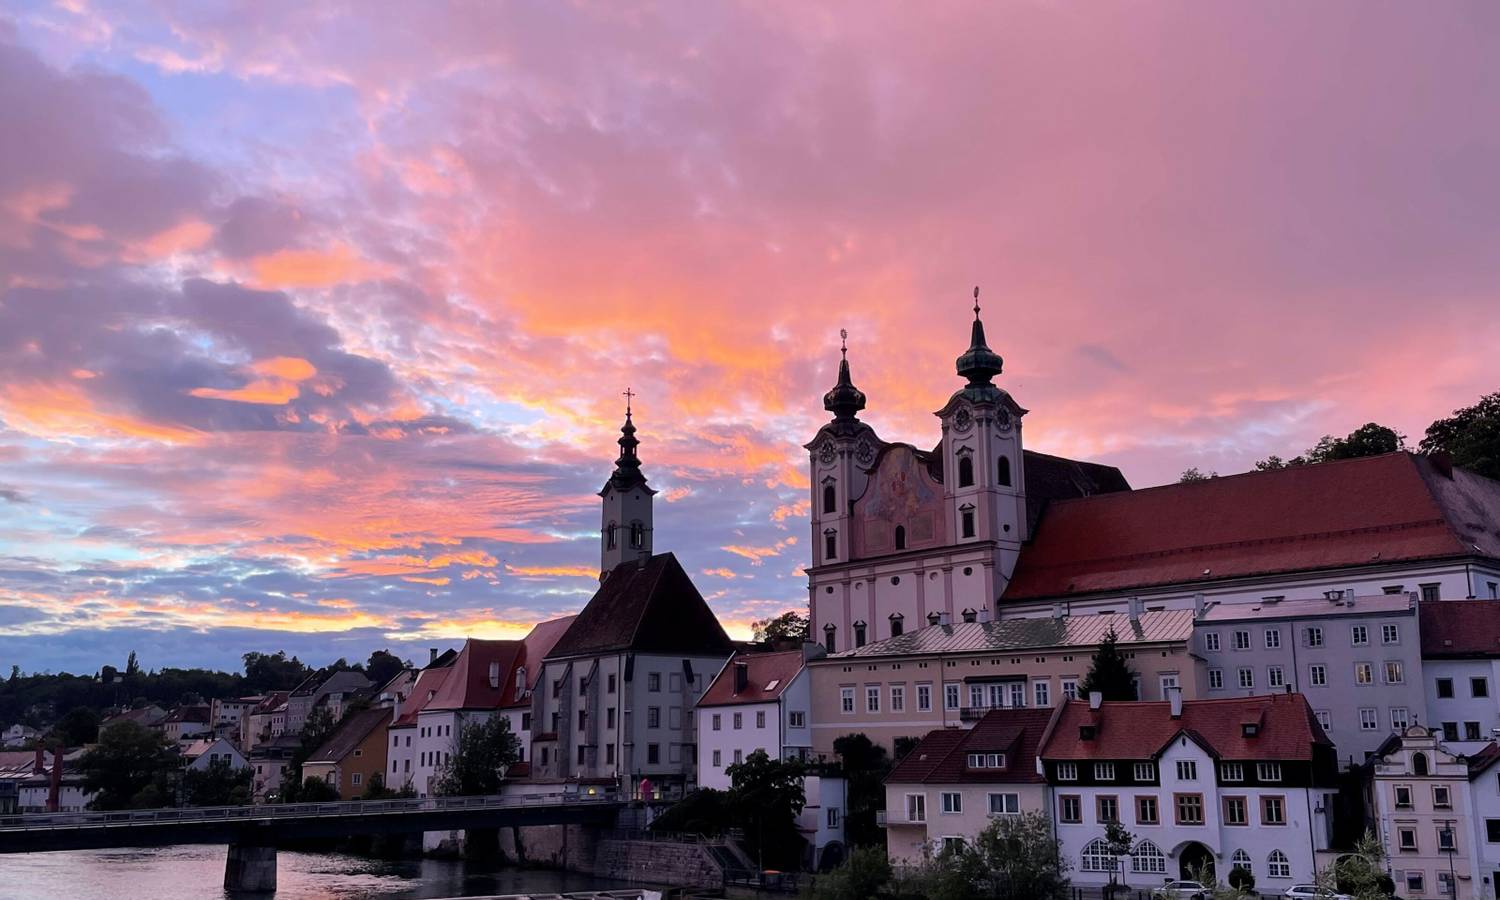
<box><xmin>1283</xmin><ymin>885</ymin><xmax>1354</xmax><ymax>900</ymax></box>
<box><xmin>1153</xmin><ymin>881</ymin><xmax>1209</xmax><ymax>900</ymax></box>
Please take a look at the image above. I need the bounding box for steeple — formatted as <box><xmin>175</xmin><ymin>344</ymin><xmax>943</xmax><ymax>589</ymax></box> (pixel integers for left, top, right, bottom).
<box><xmin>823</xmin><ymin>329</ymin><xmax>867</xmax><ymax>421</ymax></box>
<box><xmin>955</xmin><ymin>286</ymin><xmax>1004</xmax><ymax>388</ymax></box>
<box><xmin>607</xmin><ymin>388</ymin><xmax>648</xmax><ymax>492</ymax></box>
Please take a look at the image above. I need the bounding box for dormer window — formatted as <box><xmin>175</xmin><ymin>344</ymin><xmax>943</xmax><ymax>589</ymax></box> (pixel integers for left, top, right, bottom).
<box><xmin>516</xmin><ymin>666</ymin><xmax>526</xmax><ymax>692</ymax></box>
<box><xmin>967</xmin><ymin>753</ymin><xmax>1006</xmax><ymax>769</ymax></box>
<box><xmin>823</xmin><ymin>623</ymin><xmax>837</xmax><ymax>654</ymax></box>
<box><xmin>962</xmin><ymin>607</ymin><xmax>978</xmax><ymax>624</ymax></box>
<box><xmin>958</xmin><ymin>452</ymin><xmax>975</xmax><ymax>488</ymax></box>
<box><xmin>822</xmin><ymin>483</ymin><xmax>837</xmax><ymax>515</ymax></box>
<box><xmin>1079</xmin><ymin>724</ymin><xmax>1097</xmax><ymax>741</ymax></box>
<box><xmin>997</xmin><ymin>454</ymin><xmax>1012</xmax><ymax>487</ymax></box>
<box><xmin>889</xmin><ymin>613</ymin><xmax>905</xmax><ymax>638</ymax></box>
<box><xmin>853</xmin><ymin>620</ymin><xmax>867</xmax><ymax>648</ymax></box>
<box><xmin>1241</xmin><ymin>722</ymin><xmax>1260</xmax><ymax>738</ymax></box>
<box><xmin>488</xmin><ymin>661</ymin><xmax>501</xmax><ymax>689</ymax></box>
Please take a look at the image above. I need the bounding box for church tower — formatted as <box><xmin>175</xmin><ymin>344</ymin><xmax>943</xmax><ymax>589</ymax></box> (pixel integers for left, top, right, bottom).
<box><xmin>599</xmin><ymin>391</ymin><xmax>655</xmax><ymax>579</ymax></box>
<box><xmin>936</xmin><ymin>288</ymin><xmax>1028</xmax><ymax>586</ymax></box>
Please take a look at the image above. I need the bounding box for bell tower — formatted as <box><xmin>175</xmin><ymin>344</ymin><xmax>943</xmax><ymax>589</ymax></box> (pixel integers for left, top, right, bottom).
<box><xmin>599</xmin><ymin>389</ymin><xmax>655</xmax><ymax>579</ymax></box>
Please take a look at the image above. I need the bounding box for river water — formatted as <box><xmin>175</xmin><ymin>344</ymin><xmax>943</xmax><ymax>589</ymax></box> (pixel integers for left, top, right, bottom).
<box><xmin>0</xmin><ymin>846</ymin><xmax>642</xmax><ymax>899</ymax></box>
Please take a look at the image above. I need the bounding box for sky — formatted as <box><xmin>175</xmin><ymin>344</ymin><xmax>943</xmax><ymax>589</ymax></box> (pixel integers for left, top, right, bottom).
<box><xmin>1</xmin><ymin>2</ymin><xmax>1498</xmax><ymax>675</ymax></box>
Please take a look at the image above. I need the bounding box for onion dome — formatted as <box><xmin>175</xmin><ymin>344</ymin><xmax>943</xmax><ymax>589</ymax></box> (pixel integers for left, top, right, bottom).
<box><xmin>955</xmin><ymin>286</ymin><xmax>1004</xmax><ymax>387</ymax></box>
<box><xmin>823</xmin><ymin>329</ymin><xmax>866</xmax><ymax>421</ymax></box>
<box><xmin>607</xmin><ymin>389</ymin><xmax>648</xmax><ymax>491</ymax></box>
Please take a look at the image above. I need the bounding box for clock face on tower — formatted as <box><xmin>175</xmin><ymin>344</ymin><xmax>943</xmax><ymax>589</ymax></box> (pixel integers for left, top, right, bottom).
<box><xmin>855</xmin><ymin>437</ymin><xmax>876</xmax><ymax>466</ymax></box>
<box><xmin>953</xmin><ymin>407</ymin><xmax>973</xmax><ymax>432</ymax></box>
<box><xmin>995</xmin><ymin>406</ymin><xmax>1013</xmax><ymax>433</ymax></box>
<box><xmin>818</xmin><ymin>441</ymin><xmax>837</xmax><ymax>464</ymax></box>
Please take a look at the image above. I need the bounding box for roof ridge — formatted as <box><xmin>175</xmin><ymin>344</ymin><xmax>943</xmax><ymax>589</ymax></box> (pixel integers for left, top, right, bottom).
<box><xmin>623</xmin><ymin>553</ymin><xmax>674</xmax><ymax>650</ymax></box>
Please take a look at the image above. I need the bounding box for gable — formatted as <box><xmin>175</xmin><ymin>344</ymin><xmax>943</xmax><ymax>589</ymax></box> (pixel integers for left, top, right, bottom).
<box><xmin>547</xmin><ymin>552</ymin><xmax>734</xmax><ymax>658</ymax></box>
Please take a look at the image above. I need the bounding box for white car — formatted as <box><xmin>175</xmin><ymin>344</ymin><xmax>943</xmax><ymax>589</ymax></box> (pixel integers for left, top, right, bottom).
<box><xmin>1283</xmin><ymin>885</ymin><xmax>1354</xmax><ymax>900</ymax></box>
<box><xmin>1154</xmin><ymin>881</ymin><xmax>1209</xmax><ymax>899</ymax></box>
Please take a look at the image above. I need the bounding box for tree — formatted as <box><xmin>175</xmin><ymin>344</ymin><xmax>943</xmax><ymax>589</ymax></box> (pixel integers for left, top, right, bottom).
<box><xmin>753</xmin><ymin>610</ymin><xmax>810</xmax><ymax>645</ymax></box>
<box><xmin>727</xmin><ymin>749</ymin><xmax>807</xmax><ymax>871</ymax></box>
<box><xmin>1422</xmin><ymin>392</ymin><xmax>1500</xmax><ymax>480</ymax></box>
<box><xmin>289</xmin><ymin>775</ymin><xmax>340</xmax><ymax>802</ymax></box>
<box><xmin>182</xmin><ymin>758</ymin><xmax>252</xmax><ymax>807</ymax></box>
<box><xmin>1179</xmin><ymin>467</ymin><xmax>1217</xmax><ymax>482</ymax></box>
<box><xmin>1078</xmin><ymin>628</ymin><xmax>1138</xmax><ymax>701</ymax></box>
<box><xmin>832</xmin><ymin>733</ymin><xmax>890</xmax><ymax>848</ymax></box>
<box><xmin>47</xmin><ymin>706</ymin><xmax>100</xmax><ymax>746</ymax></box>
<box><xmin>435</xmin><ymin>714</ymin><xmax>520</xmax><ymax>796</ymax></box>
<box><xmin>1226</xmin><ymin>864</ymin><xmax>1255</xmax><ymax>892</ymax></box>
<box><xmin>78</xmin><ymin>721</ymin><xmax>179</xmax><ymax>810</ymax></box>
<box><xmin>1326</xmin><ymin>829</ymin><xmax>1396</xmax><ymax>900</ymax></box>
<box><xmin>125</xmin><ymin>652</ymin><xmax>140</xmax><ymax>677</ymax></box>
<box><xmin>360</xmin><ymin>773</ymin><xmax>414</xmax><ymax>800</ymax></box>
<box><xmin>1100</xmin><ymin>821</ymin><xmax>1134</xmax><ymax>886</ymax></box>
<box><xmin>1256</xmin><ymin>422</ymin><xmax>1405</xmax><ymax>470</ymax></box>
<box><xmin>241</xmin><ymin>650</ymin><xmax>311</xmax><ymax>692</ymax></box>
<box><xmin>971</xmin><ymin>810</ymin><xmax>1071</xmax><ymax>900</ymax></box>
<box><xmin>289</xmin><ymin>704</ymin><xmax>337</xmax><ymax>780</ymax></box>
<box><xmin>805</xmin><ymin>844</ymin><xmax>893</xmax><ymax>900</ymax></box>
<box><xmin>650</xmin><ymin>788</ymin><xmax>732</xmax><ymax>836</ymax></box>
<box><xmin>365</xmin><ymin>649</ymin><xmax>407</xmax><ymax>686</ymax></box>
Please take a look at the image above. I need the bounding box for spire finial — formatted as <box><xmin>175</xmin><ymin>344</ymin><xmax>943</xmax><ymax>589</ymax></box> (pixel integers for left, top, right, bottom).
<box><xmin>973</xmin><ymin>285</ymin><xmax>981</xmax><ymax>320</ymax></box>
<box><xmin>839</xmin><ymin>328</ymin><xmax>848</xmax><ymax>361</ymax></box>
<box><xmin>622</xmin><ymin>387</ymin><xmax>634</xmax><ymax>418</ymax></box>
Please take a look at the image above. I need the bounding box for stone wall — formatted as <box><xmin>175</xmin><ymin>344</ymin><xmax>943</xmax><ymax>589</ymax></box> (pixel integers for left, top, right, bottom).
<box><xmin>591</xmin><ymin>838</ymin><xmax>723</xmax><ymax>890</ymax></box>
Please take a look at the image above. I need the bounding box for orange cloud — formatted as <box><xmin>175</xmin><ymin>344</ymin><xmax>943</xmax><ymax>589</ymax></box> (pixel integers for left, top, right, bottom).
<box><xmin>187</xmin><ymin>356</ymin><xmax>318</xmax><ymax>405</ymax></box>
<box><xmin>505</xmin><ymin>564</ymin><xmax>597</xmax><ymax>578</ymax></box>
<box><xmin>247</xmin><ymin>243</ymin><xmax>392</xmax><ymax>288</ymax></box>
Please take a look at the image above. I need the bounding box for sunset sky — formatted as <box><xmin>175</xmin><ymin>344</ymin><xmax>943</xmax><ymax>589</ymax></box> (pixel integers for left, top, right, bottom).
<box><xmin>2</xmin><ymin>2</ymin><xmax>1498</xmax><ymax>674</ymax></box>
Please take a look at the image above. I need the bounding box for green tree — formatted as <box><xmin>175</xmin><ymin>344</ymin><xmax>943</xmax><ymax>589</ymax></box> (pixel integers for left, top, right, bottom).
<box><xmin>971</xmin><ymin>810</ymin><xmax>1071</xmax><ymax>899</ymax></box>
<box><xmin>182</xmin><ymin>758</ymin><xmax>252</xmax><ymax>807</ymax></box>
<box><xmin>1326</xmin><ymin>829</ymin><xmax>1396</xmax><ymax>900</ymax></box>
<box><xmin>288</xmin><ymin>704</ymin><xmax>337</xmax><ymax>782</ymax></box>
<box><xmin>365</xmin><ymin>650</ymin><xmax>407</xmax><ymax>686</ymax></box>
<box><xmin>1422</xmin><ymin>392</ymin><xmax>1500</xmax><ymax>481</ymax></box>
<box><xmin>832</xmin><ymin>733</ymin><xmax>890</xmax><ymax>848</ymax></box>
<box><xmin>1256</xmin><ymin>422</ymin><xmax>1404</xmax><ymax>470</ymax></box>
<box><xmin>1078</xmin><ymin>627</ymin><xmax>1138</xmax><ymax>701</ymax></box>
<box><xmin>78</xmin><ymin>721</ymin><xmax>179</xmax><ymax>809</ymax></box>
<box><xmin>360</xmin><ymin>773</ymin><xmax>415</xmax><ymax>800</ymax></box>
<box><xmin>289</xmin><ymin>775</ymin><xmax>340</xmax><ymax>802</ymax></box>
<box><xmin>649</xmin><ymin>788</ymin><xmax>732</xmax><ymax>836</ymax></box>
<box><xmin>1100</xmin><ymin>820</ymin><xmax>1134</xmax><ymax>886</ymax></box>
<box><xmin>1179</xmin><ymin>467</ymin><xmax>1217</xmax><ymax>482</ymax></box>
<box><xmin>753</xmin><ymin>610</ymin><xmax>810</xmax><ymax>645</ymax></box>
<box><xmin>1226</xmin><ymin>864</ymin><xmax>1255</xmax><ymax>892</ymax></box>
<box><xmin>435</xmin><ymin>714</ymin><xmax>520</xmax><ymax>796</ymax></box>
<box><xmin>804</xmin><ymin>844</ymin><xmax>893</xmax><ymax>900</ymax></box>
<box><xmin>241</xmin><ymin>651</ymin><xmax>311</xmax><ymax>692</ymax></box>
<box><xmin>727</xmin><ymin>749</ymin><xmax>807</xmax><ymax>871</ymax></box>
<box><xmin>125</xmin><ymin>652</ymin><xmax>140</xmax><ymax>677</ymax></box>
<box><xmin>47</xmin><ymin>706</ymin><xmax>100</xmax><ymax>746</ymax></box>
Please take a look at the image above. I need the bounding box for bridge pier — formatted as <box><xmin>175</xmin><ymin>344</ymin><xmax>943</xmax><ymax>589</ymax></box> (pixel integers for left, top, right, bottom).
<box><xmin>224</xmin><ymin>843</ymin><xmax>277</xmax><ymax>893</ymax></box>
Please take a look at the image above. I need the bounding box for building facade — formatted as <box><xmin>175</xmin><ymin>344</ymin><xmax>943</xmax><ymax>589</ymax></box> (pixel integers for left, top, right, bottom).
<box><xmin>303</xmin><ymin>708</ymin><xmax>391</xmax><ymax>800</ymax></box>
<box><xmin>1422</xmin><ymin>601</ymin><xmax>1500</xmax><ymax>755</ymax></box>
<box><xmin>1369</xmin><ymin>726</ymin><xmax>1479</xmax><ymax>899</ymax></box>
<box><xmin>1041</xmin><ymin>692</ymin><xmax>1339</xmax><ymax>889</ymax></box>
<box><xmin>807</xmin><ymin>607</ymin><xmax>1201</xmax><ymax>754</ymax></box>
<box><xmin>696</xmin><ymin>647</ymin><xmax>818</xmax><ymax>790</ymax></box>
<box><xmin>1196</xmin><ymin>592</ymin><xmax>1425</xmax><ymax>766</ymax></box>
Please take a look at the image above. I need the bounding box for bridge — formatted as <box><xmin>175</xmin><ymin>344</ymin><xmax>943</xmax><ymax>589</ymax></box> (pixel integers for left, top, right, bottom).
<box><xmin>0</xmin><ymin>792</ymin><xmax>624</xmax><ymax>892</ymax></box>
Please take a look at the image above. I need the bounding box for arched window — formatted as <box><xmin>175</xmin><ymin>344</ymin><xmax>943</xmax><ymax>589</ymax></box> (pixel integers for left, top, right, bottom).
<box><xmin>824</xmin><ymin>529</ymin><xmax>837</xmax><ymax>561</ymax></box>
<box><xmin>889</xmin><ymin>613</ymin><xmax>904</xmax><ymax>638</ymax></box>
<box><xmin>628</xmin><ymin>521</ymin><xmax>644</xmax><ymax>549</ymax></box>
<box><xmin>1130</xmin><ymin>840</ymin><xmax>1166</xmax><ymax>874</ymax></box>
<box><xmin>515</xmin><ymin>666</ymin><xmax>527</xmax><ymax>692</ymax></box>
<box><xmin>606</xmin><ymin>522</ymin><xmax>617</xmax><ymax>550</ymax></box>
<box><xmin>1267</xmin><ymin>850</ymin><xmax>1291</xmax><ymax>879</ymax></box>
<box><xmin>1080</xmin><ymin>838</ymin><xmax>1118</xmax><ymax>872</ymax></box>
<box><xmin>853</xmin><ymin>621</ymin><xmax>867</xmax><ymax>648</ymax></box>
<box><xmin>894</xmin><ymin>525</ymin><xmax>907</xmax><ymax>550</ymax></box>
<box><xmin>823</xmin><ymin>483</ymin><xmax>837</xmax><ymax>515</ymax></box>
<box><xmin>823</xmin><ymin>624</ymin><xmax>837</xmax><ymax>654</ymax></box>
<box><xmin>958</xmin><ymin>455</ymin><xmax>975</xmax><ymax>487</ymax></box>
<box><xmin>1412</xmin><ymin>752</ymin><xmax>1429</xmax><ymax>776</ymax></box>
<box><xmin>960</xmin><ymin>504</ymin><xmax>976</xmax><ymax>538</ymax></box>
<box><xmin>997</xmin><ymin>454</ymin><xmax>1012</xmax><ymax>487</ymax></box>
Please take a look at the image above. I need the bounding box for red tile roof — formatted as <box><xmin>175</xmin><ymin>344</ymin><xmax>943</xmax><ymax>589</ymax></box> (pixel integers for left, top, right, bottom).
<box><xmin>1420</xmin><ymin>600</ymin><xmax>1500</xmax><ymax>658</ymax></box>
<box><xmin>697</xmin><ymin>650</ymin><xmax>805</xmax><ymax>708</ymax></box>
<box><xmin>887</xmin><ymin>707</ymin><xmax>1054</xmax><ymax>785</ymax></box>
<box><xmin>547</xmin><ymin>553</ymin><xmax>734</xmax><ymax>658</ymax></box>
<box><xmin>424</xmin><ymin>638</ymin><xmax>523</xmax><ymax>711</ymax></box>
<box><xmin>1039</xmin><ymin>693</ymin><xmax>1331</xmax><ymax>762</ymax></box>
<box><xmin>1006</xmin><ymin>452</ymin><xmax>1500</xmax><ymax>601</ymax></box>
<box><xmin>391</xmin><ymin>666</ymin><xmax>453</xmax><ymax>727</ymax></box>
<box><xmin>309</xmin><ymin>708</ymin><xmax>389</xmax><ymax>764</ymax></box>
<box><xmin>1467</xmin><ymin>742</ymin><xmax>1500</xmax><ymax>779</ymax></box>
<box><xmin>502</xmin><ymin>615</ymin><xmax>576</xmax><ymax>709</ymax></box>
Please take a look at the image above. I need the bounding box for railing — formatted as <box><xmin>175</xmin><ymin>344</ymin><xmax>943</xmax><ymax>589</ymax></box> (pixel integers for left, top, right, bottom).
<box><xmin>0</xmin><ymin>790</ymin><xmax>620</xmax><ymax>832</ymax></box>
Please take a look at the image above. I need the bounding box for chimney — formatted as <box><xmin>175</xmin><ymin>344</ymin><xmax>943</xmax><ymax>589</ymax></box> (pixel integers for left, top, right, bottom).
<box><xmin>977</xmin><ymin>607</ymin><xmax>992</xmax><ymax>624</ymax></box>
<box><xmin>938</xmin><ymin>611</ymin><xmax>951</xmax><ymax>626</ymax></box>
<box><xmin>733</xmin><ymin>661</ymin><xmax>749</xmax><ymax>694</ymax></box>
<box><xmin>1088</xmin><ymin>691</ymin><xmax>1103</xmax><ymax>711</ymax></box>
<box><xmin>1052</xmin><ymin>602</ymin><xmax>1065</xmax><ymax>620</ymax></box>
<box><xmin>1127</xmin><ymin>596</ymin><xmax>1142</xmax><ymax>623</ymax></box>
<box><xmin>429</xmin><ymin>648</ymin><xmax>438</xmax><ymax>664</ymax></box>
<box><xmin>1168</xmin><ymin>687</ymin><xmax>1183</xmax><ymax>719</ymax></box>
<box><xmin>1192</xmin><ymin>593</ymin><xmax>1206</xmax><ymax>618</ymax></box>
<box><xmin>48</xmin><ymin>745</ymin><xmax>61</xmax><ymax>813</ymax></box>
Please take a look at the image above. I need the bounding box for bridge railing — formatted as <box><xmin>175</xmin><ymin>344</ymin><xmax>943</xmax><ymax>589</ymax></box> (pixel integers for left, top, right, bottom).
<box><xmin>0</xmin><ymin>789</ymin><xmax>621</xmax><ymax>832</ymax></box>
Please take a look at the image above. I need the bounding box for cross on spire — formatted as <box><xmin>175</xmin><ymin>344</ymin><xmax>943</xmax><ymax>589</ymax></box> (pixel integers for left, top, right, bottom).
<box><xmin>973</xmin><ymin>285</ymin><xmax>981</xmax><ymax>320</ymax></box>
<box><xmin>839</xmin><ymin>328</ymin><xmax>848</xmax><ymax>361</ymax></box>
<box><xmin>622</xmin><ymin>387</ymin><xmax>635</xmax><ymax>417</ymax></box>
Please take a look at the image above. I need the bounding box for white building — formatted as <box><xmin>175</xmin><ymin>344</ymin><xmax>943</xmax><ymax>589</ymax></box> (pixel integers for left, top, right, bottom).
<box><xmin>2</xmin><ymin>725</ymin><xmax>38</xmax><ymax>748</ymax></box>
<box><xmin>696</xmin><ymin>647</ymin><xmax>818</xmax><ymax>790</ymax></box>
<box><xmin>1369</xmin><ymin>726</ymin><xmax>1480</xmax><ymax>899</ymax></box>
<box><xmin>1469</xmin><ymin>744</ymin><xmax>1500</xmax><ymax>900</ymax></box>
<box><xmin>386</xmin><ymin>661</ymin><xmax>453</xmax><ymax>794</ymax></box>
<box><xmin>1421</xmin><ymin>601</ymin><xmax>1500</xmax><ymax>754</ymax></box>
<box><xmin>182</xmin><ymin>737</ymin><xmax>249</xmax><ymax>772</ymax></box>
<box><xmin>1041</xmin><ymin>692</ymin><xmax>1340</xmax><ymax>890</ymax></box>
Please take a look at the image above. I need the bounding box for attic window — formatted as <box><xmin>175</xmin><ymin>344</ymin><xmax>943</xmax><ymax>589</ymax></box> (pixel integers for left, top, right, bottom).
<box><xmin>967</xmin><ymin>753</ymin><xmax>1006</xmax><ymax>769</ymax></box>
<box><xmin>1242</xmin><ymin>723</ymin><xmax>1260</xmax><ymax>738</ymax></box>
<box><xmin>764</xmin><ymin>679</ymin><xmax>780</xmax><ymax>692</ymax></box>
<box><xmin>1079</xmin><ymin>724</ymin><xmax>1097</xmax><ymax>740</ymax></box>
<box><xmin>488</xmin><ymin>661</ymin><xmax>501</xmax><ymax>688</ymax></box>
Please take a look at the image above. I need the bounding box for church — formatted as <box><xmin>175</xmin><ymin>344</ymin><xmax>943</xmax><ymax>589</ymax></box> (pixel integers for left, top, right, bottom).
<box><xmin>805</xmin><ymin>290</ymin><xmax>1500</xmax><ymax>650</ymax></box>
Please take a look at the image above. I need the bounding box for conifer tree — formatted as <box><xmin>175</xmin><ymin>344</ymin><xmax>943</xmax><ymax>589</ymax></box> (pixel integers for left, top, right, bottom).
<box><xmin>1078</xmin><ymin>627</ymin><xmax>1138</xmax><ymax>701</ymax></box>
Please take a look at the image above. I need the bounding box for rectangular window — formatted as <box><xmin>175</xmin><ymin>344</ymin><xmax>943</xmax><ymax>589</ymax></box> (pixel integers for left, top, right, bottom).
<box><xmin>1359</xmin><ymin>708</ymin><xmax>1378</xmax><ymax>730</ymax></box>
<box><xmin>1439</xmin><ymin>873</ymin><xmax>1455</xmax><ymax>897</ymax></box>
<box><xmin>1352</xmin><ymin>625</ymin><xmax>1369</xmax><ymax>646</ymax></box>
<box><xmin>647</xmin><ymin>707</ymin><xmax>661</xmax><ymax>728</ymax></box>
<box><xmin>866</xmin><ymin>686</ymin><xmax>880</xmax><ymax>713</ymax></box>
<box><xmin>1257</xmin><ymin>762</ymin><xmax>1283</xmax><ymax>782</ymax></box>
<box><xmin>1391</xmin><ymin>707</ymin><xmax>1410</xmax><ymax>730</ymax></box>
<box><xmin>1033</xmin><ymin>680</ymin><xmax>1050</xmax><ymax>707</ymax></box>
<box><xmin>905</xmin><ymin>793</ymin><xmax>926</xmax><ymax>823</ymax></box>
<box><xmin>1485</xmin><ymin>819</ymin><xmax>1500</xmax><ymax>842</ymax></box>
<box><xmin>1310</xmin><ymin>665</ymin><xmax>1327</xmax><ymax>687</ymax></box>
<box><xmin>1061</xmin><ymin>679</ymin><xmax>1078</xmax><ymax>700</ymax></box>
<box><xmin>1473</xmin><ymin>677</ymin><xmax>1491</xmax><ymax>698</ymax></box>
<box><xmin>1057</xmin><ymin>763</ymin><xmax>1078</xmax><ymax>781</ymax></box>
<box><xmin>1315</xmin><ymin>710</ymin><xmax>1331</xmax><ymax>731</ymax></box>
<box><xmin>712</xmin><ymin>749</ymin><xmax>721</xmax><ymax>767</ymax></box>
<box><xmin>944</xmin><ymin>683</ymin><xmax>961</xmax><ymax>710</ymax></box>
<box><xmin>1433</xmin><ymin>785</ymin><xmax>1451</xmax><ymax>809</ymax></box>
<box><xmin>1008</xmin><ymin>682</ymin><xmax>1025</xmax><ymax>708</ymax></box>
<box><xmin>987</xmin><ymin>792</ymin><xmax>1019</xmax><ymax>815</ymax></box>
<box><xmin>1133</xmin><ymin>762</ymin><xmax>1155</xmax><ymax>782</ymax></box>
<box><xmin>1466</xmin><ymin>721</ymin><xmax>1483</xmax><ymax>740</ymax></box>
<box><xmin>1305</xmin><ymin>626</ymin><xmax>1324</xmax><ymax>647</ymax></box>
<box><xmin>732</xmin><ymin>711</ymin><xmax>743</xmax><ymax>730</ymax></box>
<box><xmin>1204</xmin><ymin>633</ymin><xmax>1221</xmax><ymax>652</ymax></box>
<box><xmin>1267</xmin><ymin>666</ymin><xmax>1285</xmax><ymax>688</ymax></box>
<box><xmin>1406</xmin><ymin>872</ymin><xmax>1424</xmax><ymax>893</ymax></box>
<box><xmin>1221</xmin><ymin>763</ymin><xmax>1244</xmax><ymax>781</ymax></box>
<box><xmin>840</xmin><ymin>687</ymin><xmax>854</xmax><ymax>714</ymax></box>
<box><xmin>1174</xmin><ymin>793</ymin><xmax>1204</xmax><ymax>825</ymax></box>
<box><xmin>1395</xmin><ymin>785</ymin><xmax>1413</xmax><ymax>808</ymax></box>
<box><xmin>755</xmin><ymin>710</ymin><xmax>765</xmax><ymax>728</ymax></box>
<box><xmin>1382</xmin><ymin>624</ymin><xmax>1400</xmax><ymax>644</ymax></box>
<box><xmin>1384</xmin><ymin>661</ymin><xmax>1404</xmax><ymax>684</ymax></box>
<box><xmin>1094</xmin><ymin>762</ymin><xmax>1116</xmax><ymax>781</ymax></box>
<box><xmin>891</xmin><ymin>686</ymin><xmax>905</xmax><ymax>713</ymax></box>
<box><xmin>607</xmin><ymin>673</ymin><xmax>617</xmax><ymax>694</ymax></box>
<box><xmin>1238</xmin><ymin>667</ymin><xmax>1254</xmax><ymax>689</ymax></box>
<box><xmin>1096</xmin><ymin>795</ymin><xmax>1119</xmax><ymax>823</ymax></box>
<box><xmin>647</xmin><ymin>744</ymin><xmax>660</xmax><ymax>765</ymax></box>
<box><xmin>1443</xmin><ymin>721</ymin><xmax>1459</xmax><ymax>741</ymax></box>
<box><xmin>1059</xmin><ymin>795</ymin><xmax>1082</xmax><ymax>823</ymax></box>
<box><xmin>1421</xmin><ymin>582</ymin><xmax>1441</xmax><ymax>602</ymax></box>
<box><xmin>1176</xmin><ymin>760</ymin><xmax>1197</xmax><ymax>781</ymax></box>
<box><xmin>711</xmin><ymin>713</ymin><xmax>721</xmax><ymax>731</ymax></box>
<box><xmin>648</xmin><ymin>673</ymin><xmax>661</xmax><ymax>692</ymax></box>
<box><xmin>1436</xmin><ymin>677</ymin><xmax>1455</xmax><ymax>698</ymax></box>
<box><xmin>1208</xmin><ymin>669</ymin><xmax>1224</xmax><ymax>690</ymax></box>
<box><xmin>1261</xmin><ymin>795</ymin><xmax>1286</xmax><ymax>825</ymax></box>
<box><xmin>733</xmin><ymin>749</ymin><xmax>743</xmax><ymax>765</ymax></box>
<box><xmin>1233</xmin><ymin>630</ymin><xmax>1251</xmax><ymax>650</ymax></box>
<box><xmin>916</xmin><ymin>684</ymin><xmax>932</xmax><ymax>711</ymax></box>
<box><xmin>1135</xmin><ymin>795</ymin><xmax>1159</xmax><ymax>824</ymax></box>
<box><xmin>1438</xmin><ymin>826</ymin><xmax>1456</xmax><ymax>851</ymax></box>
<box><xmin>1223</xmin><ymin>796</ymin><xmax>1248</xmax><ymax>826</ymax></box>
<box><xmin>1355</xmin><ymin>662</ymin><xmax>1374</xmax><ymax>685</ymax></box>
<box><xmin>1264</xmin><ymin>628</ymin><xmax>1281</xmax><ymax>649</ymax></box>
<box><xmin>940</xmin><ymin>791</ymin><xmax>962</xmax><ymax>814</ymax></box>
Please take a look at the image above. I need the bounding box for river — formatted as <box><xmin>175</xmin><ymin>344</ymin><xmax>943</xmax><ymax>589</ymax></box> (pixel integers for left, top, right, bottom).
<box><xmin>0</xmin><ymin>846</ymin><xmax>643</xmax><ymax>899</ymax></box>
